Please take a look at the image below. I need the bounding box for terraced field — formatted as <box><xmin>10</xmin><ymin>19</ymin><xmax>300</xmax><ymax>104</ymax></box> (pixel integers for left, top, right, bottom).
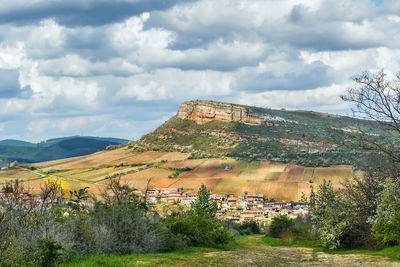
<box><xmin>1</xmin><ymin>146</ymin><xmax>356</xmax><ymax>200</ymax></box>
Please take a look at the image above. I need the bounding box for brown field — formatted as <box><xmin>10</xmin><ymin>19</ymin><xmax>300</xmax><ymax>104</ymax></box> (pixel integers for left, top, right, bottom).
<box><xmin>179</xmin><ymin>160</ymin><xmax>238</xmax><ymax>179</ymax></box>
<box><xmin>125</xmin><ymin>151</ymin><xmax>165</xmax><ymax>164</ymax></box>
<box><xmin>31</xmin><ymin>156</ymin><xmax>87</xmax><ymax>168</ymax></box>
<box><xmin>106</xmin><ymin>167</ymin><xmax>174</xmax><ymax>190</ymax></box>
<box><xmin>162</xmin><ymin>159</ymin><xmax>205</xmax><ymax>169</ymax></box>
<box><xmin>173</xmin><ymin>177</ymin><xmax>222</xmax><ymax>192</ymax></box>
<box><xmin>0</xmin><ymin>169</ymin><xmax>40</xmax><ymax>181</ymax></box>
<box><xmin>67</xmin><ymin>181</ymin><xmax>103</xmax><ymax>198</ymax></box>
<box><xmin>286</xmin><ymin>167</ymin><xmax>305</xmax><ymax>181</ymax></box>
<box><xmin>21</xmin><ymin>178</ymin><xmax>47</xmax><ymax>194</ymax></box>
<box><xmin>313</xmin><ymin>166</ymin><xmax>353</xmax><ymax>184</ymax></box>
<box><xmin>274</xmin><ymin>182</ymin><xmax>299</xmax><ymax>201</ymax></box>
<box><xmin>148</xmin><ymin>152</ymin><xmax>189</xmax><ymax>163</ymax></box>
<box><xmin>22</xmin><ymin>148</ymin><xmax>357</xmax><ymax>201</ymax></box>
<box><xmin>303</xmin><ymin>167</ymin><xmax>315</xmax><ymax>180</ymax></box>
<box><xmin>153</xmin><ymin>178</ymin><xmax>179</xmax><ymax>189</ymax></box>
<box><xmin>253</xmin><ymin>161</ymin><xmax>271</xmax><ymax>180</ymax></box>
<box><xmin>264</xmin><ymin>171</ymin><xmax>282</xmax><ymax>181</ymax></box>
<box><xmin>213</xmin><ymin>177</ymin><xmax>248</xmax><ymax>195</ymax></box>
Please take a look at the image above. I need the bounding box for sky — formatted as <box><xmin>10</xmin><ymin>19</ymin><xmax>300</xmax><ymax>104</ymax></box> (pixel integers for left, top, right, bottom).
<box><xmin>0</xmin><ymin>0</ymin><xmax>399</xmax><ymax>142</ymax></box>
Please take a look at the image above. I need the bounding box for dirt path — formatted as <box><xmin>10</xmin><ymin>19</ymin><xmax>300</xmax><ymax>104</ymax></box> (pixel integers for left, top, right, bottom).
<box><xmin>184</xmin><ymin>246</ymin><xmax>400</xmax><ymax>267</ymax></box>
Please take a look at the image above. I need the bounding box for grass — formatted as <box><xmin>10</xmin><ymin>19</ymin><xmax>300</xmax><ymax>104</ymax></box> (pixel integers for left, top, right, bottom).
<box><xmin>262</xmin><ymin>236</ymin><xmax>400</xmax><ymax>261</ymax></box>
<box><xmin>60</xmin><ymin>235</ymin><xmax>400</xmax><ymax>266</ymax></box>
<box><xmin>60</xmin><ymin>236</ymin><xmax>251</xmax><ymax>267</ymax></box>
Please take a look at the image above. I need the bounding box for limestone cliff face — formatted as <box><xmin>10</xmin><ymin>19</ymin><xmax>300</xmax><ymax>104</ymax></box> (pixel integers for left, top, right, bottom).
<box><xmin>177</xmin><ymin>100</ymin><xmax>263</xmax><ymax>125</ymax></box>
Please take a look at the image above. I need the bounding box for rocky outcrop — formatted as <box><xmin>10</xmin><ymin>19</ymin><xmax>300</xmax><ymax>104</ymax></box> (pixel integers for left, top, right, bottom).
<box><xmin>177</xmin><ymin>100</ymin><xmax>263</xmax><ymax>125</ymax></box>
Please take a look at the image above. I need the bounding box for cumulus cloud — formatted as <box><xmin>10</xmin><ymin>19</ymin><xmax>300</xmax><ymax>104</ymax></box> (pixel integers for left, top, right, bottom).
<box><xmin>0</xmin><ymin>0</ymin><xmax>397</xmax><ymax>141</ymax></box>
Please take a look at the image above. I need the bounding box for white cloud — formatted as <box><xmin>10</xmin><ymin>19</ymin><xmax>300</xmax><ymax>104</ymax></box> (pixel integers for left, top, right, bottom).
<box><xmin>0</xmin><ymin>0</ymin><xmax>398</xmax><ymax>140</ymax></box>
<box><xmin>116</xmin><ymin>68</ymin><xmax>235</xmax><ymax>101</ymax></box>
<box><xmin>234</xmin><ymin>83</ymin><xmax>352</xmax><ymax>112</ymax></box>
<box><xmin>27</xmin><ymin>115</ymin><xmax>111</xmax><ymax>134</ymax></box>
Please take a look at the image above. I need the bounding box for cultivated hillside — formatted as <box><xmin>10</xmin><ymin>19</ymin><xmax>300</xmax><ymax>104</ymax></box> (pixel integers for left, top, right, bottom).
<box><xmin>2</xmin><ymin>100</ymin><xmax>374</xmax><ymax>200</ymax></box>
<box><xmin>136</xmin><ymin>100</ymin><xmax>375</xmax><ymax>167</ymax></box>
<box><xmin>6</xmin><ymin>147</ymin><xmax>354</xmax><ymax>200</ymax></box>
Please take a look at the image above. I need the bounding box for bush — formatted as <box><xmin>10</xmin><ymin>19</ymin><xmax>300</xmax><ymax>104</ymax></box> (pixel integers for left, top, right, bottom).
<box><xmin>163</xmin><ymin>212</ymin><xmax>231</xmax><ymax>247</ymax></box>
<box><xmin>268</xmin><ymin>215</ymin><xmax>295</xmax><ymax>238</ymax></box>
<box><xmin>34</xmin><ymin>239</ymin><xmax>63</xmax><ymax>267</ymax></box>
<box><xmin>238</xmin><ymin>221</ymin><xmax>262</xmax><ymax>235</ymax></box>
<box><xmin>163</xmin><ymin>184</ymin><xmax>232</xmax><ymax>247</ymax></box>
<box><xmin>373</xmin><ymin>202</ymin><xmax>400</xmax><ymax>246</ymax></box>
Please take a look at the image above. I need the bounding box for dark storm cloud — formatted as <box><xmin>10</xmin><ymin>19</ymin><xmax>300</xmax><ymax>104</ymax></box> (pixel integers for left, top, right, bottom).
<box><xmin>0</xmin><ymin>0</ymin><xmax>198</xmax><ymax>27</ymax></box>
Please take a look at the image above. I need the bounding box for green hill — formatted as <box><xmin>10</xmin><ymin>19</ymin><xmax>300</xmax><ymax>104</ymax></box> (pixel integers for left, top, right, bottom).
<box><xmin>0</xmin><ymin>136</ymin><xmax>129</xmax><ymax>166</ymax></box>
<box><xmin>135</xmin><ymin>100</ymin><xmax>378</xmax><ymax>167</ymax></box>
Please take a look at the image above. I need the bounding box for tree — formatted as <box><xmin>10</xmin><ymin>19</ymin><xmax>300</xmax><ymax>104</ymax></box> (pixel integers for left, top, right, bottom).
<box><xmin>190</xmin><ymin>184</ymin><xmax>217</xmax><ymax>217</ymax></box>
<box><xmin>163</xmin><ymin>184</ymin><xmax>232</xmax><ymax>247</ymax></box>
<box><xmin>341</xmin><ymin>70</ymin><xmax>400</xmax><ymax>174</ymax></box>
<box><xmin>268</xmin><ymin>215</ymin><xmax>295</xmax><ymax>238</ymax></box>
<box><xmin>308</xmin><ymin>70</ymin><xmax>400</xmax><ymax>249</ymax></box>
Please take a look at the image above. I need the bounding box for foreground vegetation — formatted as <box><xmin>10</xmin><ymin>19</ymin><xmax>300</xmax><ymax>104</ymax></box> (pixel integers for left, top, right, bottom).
<box><xmin>61</xmin><ymin>235</ymin><xmax>400</xmax><ymax>266</ymax></box>
<box><xmin>0</xmin><ymin>180</ymin><xmax>232</xmax><ymax>266</ymax></box>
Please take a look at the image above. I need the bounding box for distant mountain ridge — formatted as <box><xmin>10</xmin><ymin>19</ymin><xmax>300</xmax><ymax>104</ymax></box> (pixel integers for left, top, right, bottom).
<box><xmin>0</xmin><ymin>136</ymin><xmax>129</xmax><ymax>166</ymax></box>
<box><xmin>136</xmin><ymin>100</ymin><xmax>378</xmax><ymax>167</ymax></box>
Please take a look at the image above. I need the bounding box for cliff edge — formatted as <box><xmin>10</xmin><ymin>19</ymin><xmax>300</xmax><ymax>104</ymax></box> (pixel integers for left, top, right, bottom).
<box><xmin>177</xmin><ymin>100</ymin><xmax>262</xmax><ymax>125</ymax></box>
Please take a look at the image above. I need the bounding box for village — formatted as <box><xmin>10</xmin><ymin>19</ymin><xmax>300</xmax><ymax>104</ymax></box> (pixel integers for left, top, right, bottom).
<box><xmin>147</xmin><ymin>186</ymin><xmax>309</xmax><ymax>225</ymax></box>
<box><xmin>1</xmin><ymin>183</ymin><xmax>309</xmax><ymax>226</ymax></box>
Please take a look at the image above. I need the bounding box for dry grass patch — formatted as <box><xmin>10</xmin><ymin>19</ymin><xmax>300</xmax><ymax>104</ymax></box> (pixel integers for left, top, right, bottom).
<box><xmin>253</xmin><ymin>161</ymin><xmax>271</xmax><ymax>181</ymax></box>
<box><xmin>244</xmin><ymin>181</ymin><xmax>270</xmax><ymax>195</ymax></box>
<box><xmin>63</xmin><ymin>167</ymin><xmax>116</xmax><ymax>181</ymax></box>
<box><xmin>148</xmin><ymin>152</ymin><xmax>189</xmax><ymax>163</ymax></box>
<box><xmin>286</xmin><ymin>167</ymin><xmax>305</xmax><ymax>181</ymax></box>
<box><xmin>124</xmin><ymin>151</ymin><xmax>165</xmax><ymax>164</ymax></box>
<box><xmin>67</xmin><ymin>181</ymin><xmax>103</xmax><ymax>198</ymax></box>
<box><xmin>0</xmin><ymin>169</ymin><xmax>39</xmax><ymax>181</ymax></box>
<box><xmin>153</xmin><ymin>178</ymin><xmax>179</xmax><ymax>189</ymax></box>
<box><xmin>162</xmin><ymin>159</ymin><xmax>205</xmax><ymax>169</ymax></box>
<box><xmin>313</xmin><ymin>166</ymin><xmax>353</xmax><ymax>184</ymax></box>
<box><xmin>103</xmin><ymin>167</ymin><xmax>173</xmax><ymax>190</ymax></box>
<box><xmin>21</xmin><ymin>179</ymin><xmax>47</xmax><ymax>195</ymax></box>
<box><xmin>179</xmin><ymin>160</ymin><xmax>238</xmax><ymax>179</ymax></box>
<box><xmin>274</xmin><ymin>182</ymin><xmax>299</xmax><ymax>201</ymax></box>
<box><xmin>303</xmin><ymin>167</ymin><xmax>315</xmax><ymax>180</ymax></box>
<box><xmin>173</xmin><ymin>177</ymin><xmax>221</xmax><ymax>192</ymax></box>
<box><xmin>264</xmin><ymin>172</ymin><xmax>282</xmax><ymax>181</ymax></box>
<box><xmin>213</xmin><ymin>177</ymin><xmax>248</xmax><ymax>195</ymax></box>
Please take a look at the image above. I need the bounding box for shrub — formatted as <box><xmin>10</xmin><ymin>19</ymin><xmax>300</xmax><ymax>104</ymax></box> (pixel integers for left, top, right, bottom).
<box><xmin>239</xmin><ymin>221</ymin><xmax>262</xmax><ymax>235</ymax></box>
<box><xmin>34</xmin><ymin>239</ymin><xmax>63</xmax><ymax>267</ymax></box>
<box><xmin>268</xmin><ymin>215</ymin><xmax>295</xmax><ymax>238</ymax></box>
<box><xmin>163</xmin><ymin>184</ymin><xmax>232</xmax><ymax>247</ymax></box>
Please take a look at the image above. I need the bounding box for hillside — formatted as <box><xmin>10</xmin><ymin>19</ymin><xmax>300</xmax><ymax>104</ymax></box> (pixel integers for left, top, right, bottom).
<box><xmin>0</xmin><ymin>136</ymin><xmax>129</xmax><ymax>166</ymax></box>
<box><xmin>136</xmin><ymin>100</ymin><xmax>376</xmax><ymax>167</ymax></box>
<box><xmin>1</xmin><ymin>146</ymin><xmax>354</xmax><ymax>201</ymax></box>
<box><xmin>2</xmin><ymin>100</ymin><xmax>377</xmax><ymax>200</ymax></box>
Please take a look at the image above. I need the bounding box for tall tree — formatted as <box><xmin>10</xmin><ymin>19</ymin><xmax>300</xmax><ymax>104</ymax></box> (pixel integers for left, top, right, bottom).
<box><xmin>341</xmin><ymin>70</ymin><xmax>400</xmax><ymax>173</ymax></box>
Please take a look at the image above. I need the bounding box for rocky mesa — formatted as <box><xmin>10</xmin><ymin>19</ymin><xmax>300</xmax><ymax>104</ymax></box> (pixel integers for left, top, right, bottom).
<box><xmin>177</xmin><ymin>100</ymin><xmax>263</xmax><ymax>125</ymax></box>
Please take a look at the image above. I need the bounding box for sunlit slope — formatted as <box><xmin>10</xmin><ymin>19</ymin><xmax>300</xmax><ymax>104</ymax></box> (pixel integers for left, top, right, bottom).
<box><xmin>2</xmin><ymin>146</ymin><xmax>355</xmax><ymax>200</ymax></box>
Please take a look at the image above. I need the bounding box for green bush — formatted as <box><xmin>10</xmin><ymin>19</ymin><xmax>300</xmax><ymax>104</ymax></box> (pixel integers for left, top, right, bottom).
<box><xmin>34</xmin><ymin>239</ymin><xmax>63</xmax><ymax>267</ymax></box>
<box><xmin>268</xmin><ymin>215</ymin><xmax>295</xmax><ymax>238</ymax></box>
<box><xmin>239</xmin><ymin>221</ymin><xmax>262</xmax><ymax>235</ymax></box>
<box><xmin>163</xmin><ymin>185</ymin><xmax>232</xmax><ymax>247</ymax></box>
<box><xmin>373</xmin><ymin>202</ymin><xmax>400</xmax><ymax>246</ymax></box>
